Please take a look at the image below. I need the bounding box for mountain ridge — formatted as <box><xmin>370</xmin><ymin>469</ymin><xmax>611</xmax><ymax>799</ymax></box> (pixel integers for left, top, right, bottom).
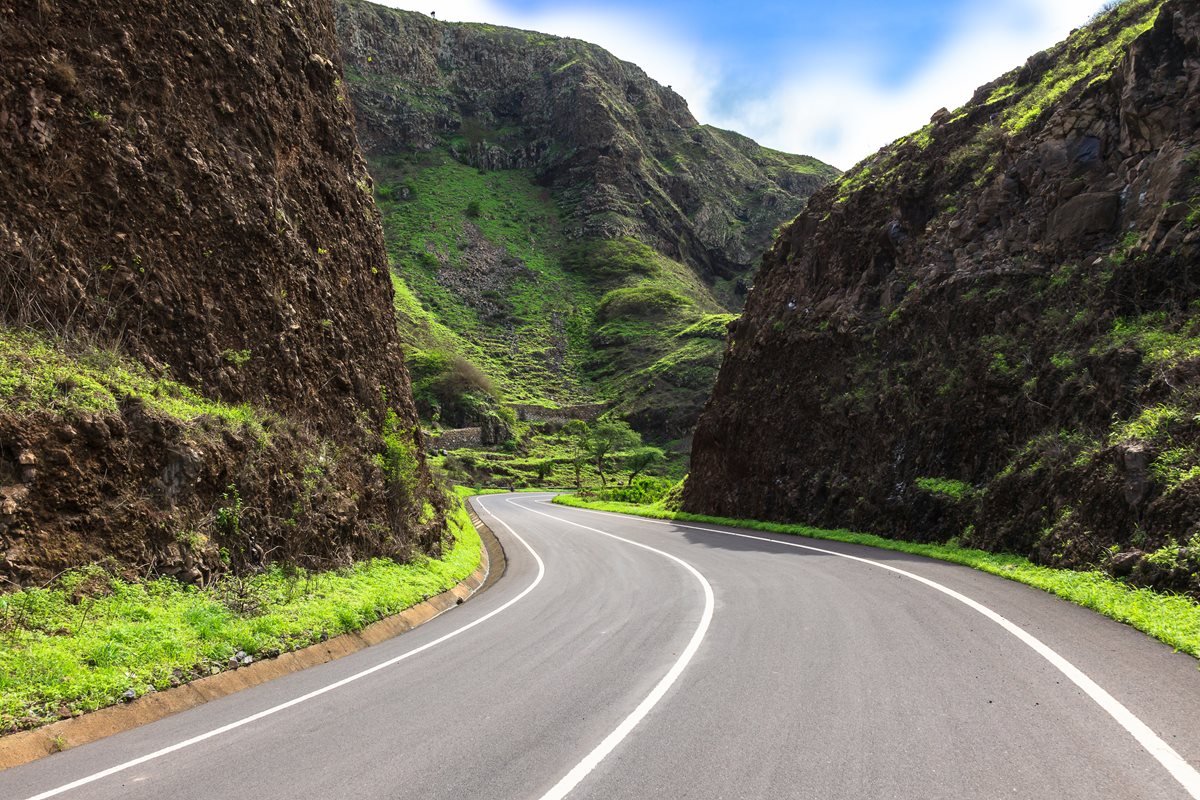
<box><xmin>334</xmin><ymin>0</ymin><xmax>838</xmax><ymax>443</ymax></box>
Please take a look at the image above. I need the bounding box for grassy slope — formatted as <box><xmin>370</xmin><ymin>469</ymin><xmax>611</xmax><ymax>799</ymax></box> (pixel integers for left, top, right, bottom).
<box><xmin>552</xmin><ymin>494</ymin><xmax>1200</xmax><ymax>659</ymax></box>
<box><xmin>374</xmin><ymin>151</ymin><xmax>593</xmax><ymax>404</ymax></box>
<box><xmin>0</xmin><ymin>329</ymin><xmax>266</xmax><ymax>436</ymax></box>
<box><xmin>372</xmin><ymin>150</ymin><xmax>736</xmax><ymax>426</ymax></box>
<box><xmin>0</xmin><ymin>493</ymin><xmax>481</xmax><ymax>733</ymax></box>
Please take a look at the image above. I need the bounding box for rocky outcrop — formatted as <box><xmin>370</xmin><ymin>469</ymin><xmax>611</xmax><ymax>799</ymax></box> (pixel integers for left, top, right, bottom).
<box><xmin>0</xmin><ymin>0</ymin><xmax>441</xmax><ymax>585</ymax></box>
<box><xmin>688</xmin><ymin>0</ymin><xmax>1200</xmax><ymax>595</ymax></box>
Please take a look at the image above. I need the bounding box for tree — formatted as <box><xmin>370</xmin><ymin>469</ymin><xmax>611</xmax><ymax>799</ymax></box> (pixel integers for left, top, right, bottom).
<box><xmin>562</xmin><ymin>420</ymin><xmax>591</xmax><ymax>490</ymax></box>
<box><xmin>589</xmin><ymin>420</ymin><xmax>640</xmax><ymax>487</ymax></box>
<box><xmin>624</xmin><ymin>446</ymin><xmax>664</xmax><ymax>486</ymax></box>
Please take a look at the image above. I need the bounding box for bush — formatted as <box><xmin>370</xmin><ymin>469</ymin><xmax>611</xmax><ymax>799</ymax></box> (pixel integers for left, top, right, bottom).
<box><xmin>561</xmin><ymin>237</ymin><xmax>660</xmax><ymax>283</ymax></box>
<box><xmin>406</xmin><ymin>349</ymin><xmax>497</xmax><ymax>427</ymax></box>
<box><xmin>596</xmin><ymin>476</ymin><xmax>673</xmax><ymax>505</ymax></box>
<box><xmin>376</xmin><ymin>409</ymin><xmax>420</xmax><ymax>514</ymax></box>
<box><xmin>596</xmin><ymin>285</ymin><xmax>691</xmax><ymax>323</ymax></box>
<box><xmin>654</xmin><ymin>477</ymin><xmax>686</xmax><ymax>511</ymax></box>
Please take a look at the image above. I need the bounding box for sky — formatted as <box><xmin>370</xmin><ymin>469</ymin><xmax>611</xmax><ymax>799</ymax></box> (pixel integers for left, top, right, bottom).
<box><xmin>373</xmin><ymin>0</ymin><xmax>1112</xmax><ymax>170</ymax></box>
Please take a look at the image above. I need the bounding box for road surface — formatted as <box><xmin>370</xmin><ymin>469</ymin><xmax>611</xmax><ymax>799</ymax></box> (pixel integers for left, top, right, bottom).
<box><xmin>2</xmin><ymin>493</ymin><xmax>1199</xmax><ymax>799</ymax></box>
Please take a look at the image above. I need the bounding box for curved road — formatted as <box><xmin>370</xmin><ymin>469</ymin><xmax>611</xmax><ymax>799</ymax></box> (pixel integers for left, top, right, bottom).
<box><xmin>2</xmin><ymin>493</ymin><xmax>1199</xmax><ymax>799</ymax></box>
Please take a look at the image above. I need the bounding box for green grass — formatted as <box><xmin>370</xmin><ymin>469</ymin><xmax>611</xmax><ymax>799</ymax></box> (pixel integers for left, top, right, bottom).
<box><xmin>0</xmin><ymin>329</ymin><xmax>265</xmax><ymax>437</ymax></box>
<box><xmin>1105</xmin><ymin>312</ymin><xmax>1200</xmax><ymax>368</ymax></box>
<box><xmin>551</xmin><ymin>494</ymin><xmax>1200</xmax><ymax>659</ymax></box>
<box><xmin>371</xmin><ymin>149</ymin><xmax>739</xmax><ymax>437</ymax></box>
<box><xmin>0</xmin><ymin>494</ymin><xmax>482</xmax><ymax>732</ymax></box>
<box><xmin>372</xmin><ymin>151</ymin><xmax>594</xmax><ymax>405</ymax></box>
<box><xmin>914</xmin><ymin>477</ymin><xmax>974</xmax><ymax>501</ymax></box>
<box><xmin>1001</xmin><ymin>0</ymin><xmax>1164</xmax><ymax>134</ymax></box>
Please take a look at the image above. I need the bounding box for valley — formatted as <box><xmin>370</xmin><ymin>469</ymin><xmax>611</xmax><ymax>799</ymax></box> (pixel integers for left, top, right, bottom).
<box><xmin>2</xmin><ymin>0</ymin><xmax>1200</xmax><ymax>794</ymax></box>
<box><xmin>334</xmin><ymin>0</ymin><xmax>838</xmax><ymax>489</ymax></box>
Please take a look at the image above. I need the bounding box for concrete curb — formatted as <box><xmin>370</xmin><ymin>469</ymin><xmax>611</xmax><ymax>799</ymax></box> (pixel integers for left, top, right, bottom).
<box><xmin>0</xmin><ymin>507</ymin><xmax>506</xmax><ymax>771</ymax></box>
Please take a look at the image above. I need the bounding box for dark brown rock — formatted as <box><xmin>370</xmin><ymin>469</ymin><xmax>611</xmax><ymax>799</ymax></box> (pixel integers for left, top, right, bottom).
<box><xmin>1048</xmin><ymin>192</ymin><xmax>1121</xmax><ymax>242</ymax></box>
<box><xmin>0</xmin><ymin>0</ymin><xmax>443</xmax><ymax>586</ymax></box>
<box><xmin>687</xmin><ymin>0</ymin><xmax>1200</xmax><ymax>596</ymax></box>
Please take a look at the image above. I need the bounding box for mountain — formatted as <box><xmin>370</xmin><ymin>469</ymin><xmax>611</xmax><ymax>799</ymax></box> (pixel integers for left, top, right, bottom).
<box><xmin>687</xmin><ymin>0</ymin><xmax>1200</xmax><ymax>594</ymax></box>
<box><xmin>0</xmin><ymin>0</ymin><xmax>441</xmax><ymax>586</ymax></box>
<box><xmin>333</xmin><ymin>0</ymin><xmax>839</xmax><ymax>441</ymax></box>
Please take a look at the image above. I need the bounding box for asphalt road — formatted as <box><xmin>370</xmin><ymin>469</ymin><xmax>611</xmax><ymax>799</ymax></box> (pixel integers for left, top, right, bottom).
<box><xmin>3</xmin><ymin>493</ymin><xmax>1199</xmax><ymax>799</ymax></box>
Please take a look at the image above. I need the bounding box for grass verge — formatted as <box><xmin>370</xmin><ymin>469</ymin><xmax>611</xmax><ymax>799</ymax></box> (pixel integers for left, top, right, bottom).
<box><xmin>552</xmin><ymin>494</ymin><xmax>1200</xmax><ymax>659</ymax></box>
<box><xmin>0</xmin><ymin>496</ymin><xmax>482</xmax><ymax>733</ymax></box>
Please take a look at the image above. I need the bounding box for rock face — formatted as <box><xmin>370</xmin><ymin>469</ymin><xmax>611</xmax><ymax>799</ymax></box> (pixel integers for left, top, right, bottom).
<box><xmin>334</xmin><ymin>0</ymin><xmax>836</xmax><ymax>290</ymax></box>
<box><xmin>0</xmin><ymin>0</ymin><xmax>440</xmax><ymax>585</ymax></box>
<box><xmin>688</xmin><ymin>0</ymin><xmax>1200</xmax><ymax>595</ymax></box>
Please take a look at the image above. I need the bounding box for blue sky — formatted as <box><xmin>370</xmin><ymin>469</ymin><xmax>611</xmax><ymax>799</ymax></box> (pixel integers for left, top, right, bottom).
<box><xmin>376</xmin><ymin>0</ymin><xmax>1110</xmax><ymax>169</ymax></box>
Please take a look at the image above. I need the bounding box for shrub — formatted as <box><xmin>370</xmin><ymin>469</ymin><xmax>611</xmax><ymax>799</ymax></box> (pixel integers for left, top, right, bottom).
<box><xmin>914</xmin><ymin>477</ymin><xmax>974</xmax><ymax>501</ymax></box>
<box><xmin>407</xmin><ymin>349</ymin><xmax>497</xmax><ymax>426</ymax></box>
<box><xmin>561</xmin><ymin>237</ymin><xmax>660</xmax><ymax>283</ymax></box>
<box><xmin>596</xmin><ymin>285</ymin><xmax>690</xmax><ymax>323</ymax></box>
<box><xmin>376</xmin><ymin>410</ymin><xmax>421</xmax><ymax>516</ymax></box>
<box><xmin>596</xmin><ymin>476</ymin><xmax>673</xmax><ymax>505</ymax></box>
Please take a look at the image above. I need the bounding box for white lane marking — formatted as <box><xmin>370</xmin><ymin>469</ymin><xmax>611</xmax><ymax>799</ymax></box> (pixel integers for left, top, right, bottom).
<box><xmin>506</xmin><ymin>498</ymin><xmax>715</xmax><ymax>800</ymax></box>
<box><xmin>21</xmin><ymin>497</ymin><xmax>545</xmax><ymax>800</ymax></box>
<box><xmin>549</xmin><ymin>500</ymin><xmax>1200</xmax><ymax>800</ymax></box>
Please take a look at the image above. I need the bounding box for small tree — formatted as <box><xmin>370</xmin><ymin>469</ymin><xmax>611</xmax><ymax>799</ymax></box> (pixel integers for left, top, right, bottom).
<box><xmin>624</xmin><ymin>446</ymin><xmax>664</xmax><ymax>486</ymax></box>
<box><xmin>562</xmin><ymin>420</ymin><xmax>591</xmax><ymax>490</ymax></box>
<box><xmin>589</xmin><ymin>420</ymin><xmax>640</xmax><ymax>487</ymax></box>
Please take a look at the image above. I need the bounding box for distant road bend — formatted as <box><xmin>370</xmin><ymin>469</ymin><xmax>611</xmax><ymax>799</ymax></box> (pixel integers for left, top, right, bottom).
<box><xmin>3</xmin><ymin>493</ymin><xmax>1200</xmax><ymax>799</ymax></box>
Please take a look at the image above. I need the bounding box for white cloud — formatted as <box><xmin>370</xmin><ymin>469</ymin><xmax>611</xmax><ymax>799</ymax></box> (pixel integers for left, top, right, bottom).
<box><xmin>717</xmin><ymin>0</ymin><xmax>1110</xmax><ymax>169</ymax></box>
<box><xmin>371</xmin><ymin>0</ymin><xmax>1110</xmax><ymax>170</ymax></box>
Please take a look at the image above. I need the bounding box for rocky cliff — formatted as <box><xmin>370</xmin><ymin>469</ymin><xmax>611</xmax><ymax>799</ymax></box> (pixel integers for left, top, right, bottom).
<box><xmin>688</xmin><ymin>0</ymin><xmax>1200</xmax><ymax>595</ymax></box>
<box><xmin>0</xmin><ymin>0</ymin><xmax>441</xmax><ymax>586</ymax></box>
<box><xmin>333</xmin><ymin>0</ymin><xmax>838</xmax><ymax>440</ymax></box>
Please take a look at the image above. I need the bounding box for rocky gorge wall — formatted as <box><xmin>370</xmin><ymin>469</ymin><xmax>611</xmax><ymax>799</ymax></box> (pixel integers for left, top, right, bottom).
<box><xmin>0</xmin><ymin>0</ymin><xmax>441</xmax><ymax>586</ymax></box>
<box><xmin>688</xmin><ymin>0</ymin><xmax>1200</xmax><ymax>595</ymax></box>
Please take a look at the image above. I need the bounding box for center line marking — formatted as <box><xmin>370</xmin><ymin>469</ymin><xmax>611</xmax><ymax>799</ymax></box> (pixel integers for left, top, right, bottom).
<box><xmin>550</xmin><ymin>500</ymin><xmax>1200</xmax><ymax>800</ymax></box>
<box><xmin>506</xmin><ymin>498</ymin><xmax>715</xmax><ymax>800</ymax></box>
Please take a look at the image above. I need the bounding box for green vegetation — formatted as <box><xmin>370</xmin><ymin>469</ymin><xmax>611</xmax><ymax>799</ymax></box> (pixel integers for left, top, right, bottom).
<box><xmin>914</xmin><ymin>477</ymin><xmax>974</xmax><ymax>501</ymax></box>
<box><xmin>0</xmin><ymin>328</ymin><xmax>265</xmax><ymax>437</ymax></box>
<box><xmin>370</xmin><ymin>148</ymin><xmax>741</xmax><ymax>441</ymax></box>
<box><xmin>1001</xmin><ymin>0</ymin><xmax>1164</xmax><ymax>133</ymax></box>
<box><xmin>586</xmin><ymin>419</ymin><xmax>641</xmax><ymax>486</ymax></box>
<box><xmin>376</xmin><ymin>408</ymin><xmax>422</xmax><ymax>511</ymax></box>
<box><xmin>372</xmin><ymin>151</ymin><xmax>591</xmax><ymax>404</ymax></box>
<box><xmin>552</xmin><ymin>494</ymin><xmax>1200</xmax><ymax>658</ymax></box>
<box><xmin>0</xmin><ymin>494</ymin><xmax>482</xmax><ymax>732</ymax></box>
<box><xmin>433</xmin><ymin>416</ymin><xmax>684</xmax><ymax>493</ymax></box>
<box><xmin>1105</xmin><ymin>312</ymin><xmax>1200</xmax><ymax>368</ymax></box>
<box><xmin>596</xmin><ymin>285</ymin><xmax>691</xmax><ymax>323</ymax></box>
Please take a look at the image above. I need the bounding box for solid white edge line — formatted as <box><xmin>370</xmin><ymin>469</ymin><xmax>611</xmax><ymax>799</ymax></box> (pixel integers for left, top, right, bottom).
<box><xmin>548</xmin><ymin>500</ymin><xmax>1200</xmax><ymax>800</ymax></box>
<box><xmin>20</xmin><ymin>496</ymin><xmax>546</xmax><ymax>800</ymax></box>
<box><xmin>507</xmin><ymin>498</ymin><xmax>715</xmax><ymax>800</ymax></box>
